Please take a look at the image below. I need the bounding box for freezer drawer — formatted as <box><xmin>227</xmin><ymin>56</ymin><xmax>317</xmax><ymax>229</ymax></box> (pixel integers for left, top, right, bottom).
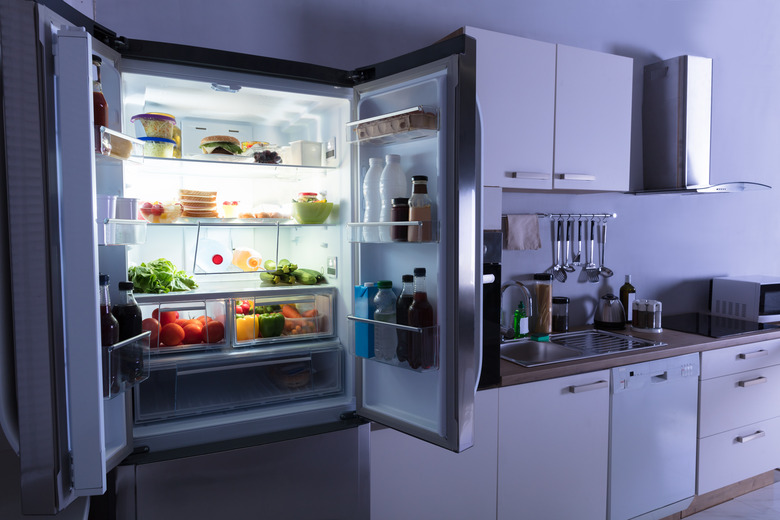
<box><xmin>134</xmin><ymin>341</ymin><xmax>343</xmax><ymax>422</ymax></box>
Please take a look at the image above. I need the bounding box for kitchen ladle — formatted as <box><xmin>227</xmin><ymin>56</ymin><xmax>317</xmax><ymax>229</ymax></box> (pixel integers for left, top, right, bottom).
<box><xmin>598</xmin><ymin>219</ymin><xmax>614</xmax><ymax>278</ymax></box>
<box><xmin>572</xmin><ymin>219</ymin><xmax>582</xmax><ymax>265</ymax></box>
<box><xmin>563</xmin><ymin>219</ymin><xmax>576</xmax><ymax>272</ymax></box>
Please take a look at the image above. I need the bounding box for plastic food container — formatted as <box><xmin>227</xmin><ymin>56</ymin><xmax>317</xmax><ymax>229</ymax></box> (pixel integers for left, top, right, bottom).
<box><xmin>140</xmin><ymin>137</ymin><xmax>176</xmax><ymax>158</ymax></box>
<box><xmin>131</xmin><ymin>113</ymin><xmax>176</xmax><ymax>139</ymax></box>
<box><xmin>139</xmin><ymin>201</ymin><xmax>183</xmax><ymax>224</ymax></box>
<box><xmin>290</xmin><ymin>140</ymin><xmax>322</xmax><ymax>166</ymax></box>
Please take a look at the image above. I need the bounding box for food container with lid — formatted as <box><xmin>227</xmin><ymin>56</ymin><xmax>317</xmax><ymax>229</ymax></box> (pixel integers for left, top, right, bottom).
<box><xmin>139</xmin><ymin>137</ymin><xmax>176</xmax><ymax>158</ymax></box>
<box><xmin>290</xmin><ymin>140</ymin><xmax>322</xmax><ymax>166</ymax></box>
<box><xmin>131</xmin><ymin>112</ymin><xmax>176</xmax><ymax>139</ymax></box>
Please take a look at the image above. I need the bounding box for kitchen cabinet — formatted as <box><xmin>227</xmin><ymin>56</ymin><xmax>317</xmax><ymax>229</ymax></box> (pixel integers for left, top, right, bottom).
<box><xmin>697</xmin><ymin>339</ymin><xmax>780</xmax><ymax>494</ymax></box>
<box><xmin>465</xmin><ymin>27</ymin><xmax>632</xmax><ymax>192</ymax></box>
<box><xmin>370</xmin><ymin>388</ymin><xmax>499</xmax><ymax>520</ymax></box>
<box><xmin>497</xmin><ymin>370</ymin><xmax>609</xmax><ymax>520</ymax></box>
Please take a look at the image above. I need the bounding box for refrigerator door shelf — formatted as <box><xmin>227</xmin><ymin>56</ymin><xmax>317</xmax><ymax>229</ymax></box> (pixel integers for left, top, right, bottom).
<box><xmin>134</xmin><ymin>340</ymin><xmax>344</xmax><ymax>423</ymax></box>
<box><xmin>346</xmin><ymin>221</ymin><xmax>440</xmax><ymax>243</ymax></box>
<box><xmin>103</xmin><ymin>331</ymin><xmax>151</xmax><ymax>400</ymax></box>
<box><xmin>98</xmin><ymin>126</ymin><xmax>144</xmax><ymax>162</ymax></box>
<box><xmin>348</xmin><ymin>316</ymin><xmax>440</xmax><ymax>372</ymax></box>
<box><xmin>346</xmin><ymin>105</ymin><xmax>439</xmax><ymax>144</ymax></box>
<box><xmin>98</xmin><ymin>218</ymin><xmax>147</xmax><ymax>246</ymax></box>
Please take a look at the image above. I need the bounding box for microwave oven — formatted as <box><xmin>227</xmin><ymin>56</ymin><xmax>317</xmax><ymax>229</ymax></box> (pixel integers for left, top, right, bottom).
<box><xmin>710</xmin><ymin>275</ymin><xmax>780</xmax><ymax>323</ymax></box>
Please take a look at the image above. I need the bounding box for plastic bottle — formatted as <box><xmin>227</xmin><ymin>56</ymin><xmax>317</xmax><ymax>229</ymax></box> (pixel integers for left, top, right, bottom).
<box><xmin>395</xmin><ymin>274</ymin><xmax>415</xmax><ymax>363</ymax></box>
<box><xmin>362</xmin><ymin>158</ymin><xmax>383</xmax><ymax>242</ymax></box>
<box><xmin>373</xmin><ymin>281</ymin><xmax>397</xmax><ymax>361</ymax></box>
<box><xmin>378</xmin><ymin>154</ymin><xmax>408</xmax><ymax>242</ymax></box>
<box><xmin>112</xmin><ymin>281</ymin><xmax>144</xmax><ymax>382</ymax></box>
<box><xmin>409</xmin><ymin>267</ymin><xmax>435</xmax><ymax>369</ymax></box>
<box><xmin>620</xmin><ymin>275</ymin><xmax>637</xmax><ymax>323</ymax></box>
<box><xmin>99</xmin><ymin>274</ymin><xmax>119</xmax><ymax>397</ymax></box>
<box><xmin>232</xmin><ymin>247</ymin><xmax>263</xmax><ymax>271</ymax></box>
<box><xmin>408</xmin><ymin>175</ymin><xmax>433</xmax><ymax>242</ymax></box>
<box><xmin>513</xmin><ymin>302</ymin><xmax>529</xmax><ymax>338</ymax></box>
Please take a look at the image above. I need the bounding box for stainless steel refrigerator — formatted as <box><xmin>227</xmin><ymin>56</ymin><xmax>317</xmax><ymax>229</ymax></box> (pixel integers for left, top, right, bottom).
<box><xmin>0</xmin><ymin>0</ymin><xmax>480</xmax><ymax>516</ymax></box>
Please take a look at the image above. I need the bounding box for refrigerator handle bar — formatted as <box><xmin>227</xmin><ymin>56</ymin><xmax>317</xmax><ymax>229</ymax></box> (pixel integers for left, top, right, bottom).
<box><xmin>346</xmin><ymin>315</ymin><xmax>424</xmax><ymax>332</ymax></box>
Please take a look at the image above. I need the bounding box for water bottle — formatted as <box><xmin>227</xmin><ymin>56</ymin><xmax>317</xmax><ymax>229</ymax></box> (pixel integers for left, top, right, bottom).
<box><xmin>362</xmin><ymin>158</ymin><xmax>383</xmax><ymax>242</ymax></box>
<box><xmin>378</xmin><ymin>154</ymin><xmax>408</xmax><ymax>242</ymax></box>
<box><xmin>373</xmin><ymin>280</ymin><xmax>397</xmax><ymax>361</ymax></box>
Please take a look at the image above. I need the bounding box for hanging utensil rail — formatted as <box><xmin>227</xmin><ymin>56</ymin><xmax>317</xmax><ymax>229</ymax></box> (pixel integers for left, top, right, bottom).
<box><xmin>536</xmin><ymin>213</ymin><xmax>617</xmax><ymax>220</ymax></box>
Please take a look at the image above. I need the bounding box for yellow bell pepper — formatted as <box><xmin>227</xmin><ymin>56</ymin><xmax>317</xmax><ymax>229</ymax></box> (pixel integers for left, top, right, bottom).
<box><xmin>235</xmin><ymin>315</ymin><xmax>256</xmax><ymax>341</ymax></box>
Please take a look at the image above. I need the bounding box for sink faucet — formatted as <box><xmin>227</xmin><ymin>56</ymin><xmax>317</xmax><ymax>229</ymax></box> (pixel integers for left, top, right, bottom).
<box><xmin>500</xmin><ymin>280</ymin><xmax>533</xmax><ymax>340</ymax></box>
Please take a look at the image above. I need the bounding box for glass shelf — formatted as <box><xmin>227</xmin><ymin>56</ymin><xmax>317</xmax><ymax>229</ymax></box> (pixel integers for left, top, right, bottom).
<box><xmin>346</xmin><ymin>105</ymin><xmax>439</xmax><ymax>144</ymax></box>
<box><xmin>346</xmin><ymin>220</ymin><xmax>439</xmax><ymax>243</ymax></box>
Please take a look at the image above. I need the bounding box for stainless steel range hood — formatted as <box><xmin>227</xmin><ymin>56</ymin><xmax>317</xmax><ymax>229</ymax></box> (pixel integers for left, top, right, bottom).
<box><xmin>639</xmin><ymin>55</ymin><xmax>770</xmax><ymax>194</ymax></box>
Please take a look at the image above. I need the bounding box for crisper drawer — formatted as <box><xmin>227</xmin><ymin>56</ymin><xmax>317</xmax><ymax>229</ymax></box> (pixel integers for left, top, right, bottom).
<box><xmin>232</xmin><ymin>288</ymin><xmax>335</xmax><ymax>347</ymax></box>
<box><xmin>697</xmin><ymin>416</ymin><xmax>780</xmax><ymax>494</ymax></box>
<box><xmin>138</xmin><ymin>298</ymin><xmax>229</xmax><ymax>353</ymax></box>
<box><xmin>134</xmin><ymin>341</ymin><xmax>343</xmax><ymax>423</ymax></box>
<box><xmin>699</xmin><ymin>363</ymin><xmax>780</xmax><ymax>437</ymax></box>
<box><xmin>700</xmin><ymin>339</ymin><xmax>780</xmax><ymax>380</ymax></box>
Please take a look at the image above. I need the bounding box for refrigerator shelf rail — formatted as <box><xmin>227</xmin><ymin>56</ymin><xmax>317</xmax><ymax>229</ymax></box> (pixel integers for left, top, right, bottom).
<box><xmin>346</xmin><ymin>220</ymin><xmax>439</xmax><ymax>243</ymax></box>
<box><xmin>98</xmin><ymin>126</ymin><xmax>144</xmax><ymax>162</ymax></box>
<box><xmin>103</xmin><ymin>331</ymin><xmax>151</xmax><ymax>399</ymax></box>
<box><xmin>346</xmin><ymin>105</ymin><xmax>439</xmax><ymax>144</ymax></box>
<box><xmin>347</xmin><ymin>315</ymin><xmax>440</xmax><ymax>372</ymax></box>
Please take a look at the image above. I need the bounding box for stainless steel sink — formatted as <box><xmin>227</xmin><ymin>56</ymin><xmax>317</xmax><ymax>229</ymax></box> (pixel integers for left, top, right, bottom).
<box><xmin>500</xmin><ymin>330</ymin><xmax>666</xmax><ymax>367</ymax></box>
<box><xmin>500</xmin><ymin>340</ymin><xmax>583</xmax><ymax>367</ymax></box>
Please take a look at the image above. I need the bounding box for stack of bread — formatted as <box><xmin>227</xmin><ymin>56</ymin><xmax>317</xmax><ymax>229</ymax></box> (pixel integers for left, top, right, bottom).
<box><xmin>179</xmin><ymin>189</ymin><xmax>218</xmax><ymax>218</ymax></box>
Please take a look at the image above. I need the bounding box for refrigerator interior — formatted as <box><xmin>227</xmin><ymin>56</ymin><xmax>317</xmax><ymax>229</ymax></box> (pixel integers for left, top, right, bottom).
<box><xmin>96</xmin><ymin>51</ymin><xmax>459</xmax><ymax>452</ymax></box>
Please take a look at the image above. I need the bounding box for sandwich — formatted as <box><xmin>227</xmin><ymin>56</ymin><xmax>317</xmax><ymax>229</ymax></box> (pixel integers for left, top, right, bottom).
<box><xmin>199</xmin><ymin>135</ymin><xmax>242</xmax><ymax>155</ymax></box>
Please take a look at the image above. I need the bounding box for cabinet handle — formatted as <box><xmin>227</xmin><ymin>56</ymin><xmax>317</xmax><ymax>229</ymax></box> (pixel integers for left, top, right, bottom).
<box><xmin>568</xmin><ymin>380</ymin><xmax>608</xmax><ymax>393</ymax></box>
<box><xmin>507</xmin><ymin>171</ymin><xmax>550</xmax><ymax>181</ymax></box>
<box><xmin>738</xmin><ymin>376</ymin><xmax>767</xmax><ymax>387</ymax></box>
<box><xmin>736</xmin><ymin>430</ymin><xmax>765</xmax><ymax>443</ymax></box>
<box><xmin>556</xmin><ymin>173</ymin><xmax>597</xmax><ymax>182</ymax></box>
<box><xmin>739</xmin><ymin>350</ymin><xmax>768</xmax><ymax>360</ymax></box>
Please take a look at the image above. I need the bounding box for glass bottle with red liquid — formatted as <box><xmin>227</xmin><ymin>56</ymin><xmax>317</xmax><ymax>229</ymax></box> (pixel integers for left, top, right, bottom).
<box><xmin>408</xmin><ymin>267</ymin><xmax>435</xmax><ymax>369</ymax></box>
<box><xmin>112</xmin><ymin>281</ymin><xmax>144</xmax><ymax>382</ymax></box>
<box><xmin>92</xmin><ymin>55</ymin><xmax>109</xmax><ymax>153</ymax></box>
<box><xmin>99</xmin><ymin>273</ymin><xmax>119</xmax><ymax>397</ymax></box>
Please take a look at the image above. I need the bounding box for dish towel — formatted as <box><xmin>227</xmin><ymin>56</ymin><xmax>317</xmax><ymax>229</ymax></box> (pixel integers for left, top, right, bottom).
<box><xmin>504</xmin><ymin>214</ymin><xmax>542</xmax><ymax>250</ymax></box>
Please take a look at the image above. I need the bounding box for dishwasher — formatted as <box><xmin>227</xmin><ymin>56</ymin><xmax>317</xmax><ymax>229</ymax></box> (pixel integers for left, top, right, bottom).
<box><xmin>608</xmin><ymin>353</ymin><xmax>700</xmax><ymax>520</ymax></box>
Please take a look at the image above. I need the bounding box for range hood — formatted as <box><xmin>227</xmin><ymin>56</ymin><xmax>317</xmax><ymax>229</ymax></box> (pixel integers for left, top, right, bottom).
<box><xmin>639</xmin><ymin>55</ymin><xmax>770</xmax><ymax>194</ymax></box>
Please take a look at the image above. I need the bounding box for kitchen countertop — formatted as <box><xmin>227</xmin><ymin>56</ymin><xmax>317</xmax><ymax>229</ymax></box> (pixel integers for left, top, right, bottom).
<box><xmin>499</xmin><ymin>326</ymin><xmax>780</xmax><ymax>387</ymax></box>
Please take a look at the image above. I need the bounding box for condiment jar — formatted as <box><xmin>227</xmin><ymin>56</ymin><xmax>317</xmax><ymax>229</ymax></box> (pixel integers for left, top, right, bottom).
<box><xmin>390</xmin><ymin>197</ymin><xmax>409</xmax><ymax>242</ymax></box>
<box><xmin>552</xmin><ymin>296</ymin><xmax>569</xmax><ymax>333</ymax></box>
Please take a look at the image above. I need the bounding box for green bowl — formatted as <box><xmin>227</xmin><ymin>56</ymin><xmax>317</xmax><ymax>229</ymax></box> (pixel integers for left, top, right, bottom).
<box><xmin>291</xmin><ymin>202</ymin><xmax>334</xmax><ymax>224</ymax></box>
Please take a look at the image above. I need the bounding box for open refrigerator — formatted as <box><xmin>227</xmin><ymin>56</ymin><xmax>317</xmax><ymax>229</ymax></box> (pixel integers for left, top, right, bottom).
<box><xmin>0</xmin><ymin>0</ymin><xmax>480</xmax><ymax>515</ymax></box>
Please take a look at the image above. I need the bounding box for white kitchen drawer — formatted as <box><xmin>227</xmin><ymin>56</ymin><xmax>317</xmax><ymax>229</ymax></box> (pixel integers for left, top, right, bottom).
<box><xmin>699</xmin><ymin>364</ymin><xmax>780</xmax><ymax>437</ymax></box>
<box><xmin>700</xmin><ymin>339</ymin><xmax>780</xmax><ymax>380</ymax></box>
<box><xmin>697</xmin><ymin>416</ymin><xmax>780</xmax><ymax>494</ymax></box>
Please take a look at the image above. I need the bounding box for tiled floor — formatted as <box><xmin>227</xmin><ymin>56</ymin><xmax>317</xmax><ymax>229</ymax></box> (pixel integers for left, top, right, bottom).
<box><xmin>687</xmin><ymin>480</ymin><xmax>780</xmax><ymax>519</ymax></box>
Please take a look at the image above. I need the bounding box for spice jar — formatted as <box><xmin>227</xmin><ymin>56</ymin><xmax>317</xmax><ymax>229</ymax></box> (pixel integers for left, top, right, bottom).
<box><xmin>552</xmin><ymin>296</ymin><xmax>569</xmax><ymax>333</ymax></box>
<box><xmin>390</xmin><ymin>197</ymin><xmax>409</xmax><ymax>242</ymax></box>
<box><xmin>531</xmin><ymin>273</ymin><xmax>553</xmax><ymax>336</ymax></box>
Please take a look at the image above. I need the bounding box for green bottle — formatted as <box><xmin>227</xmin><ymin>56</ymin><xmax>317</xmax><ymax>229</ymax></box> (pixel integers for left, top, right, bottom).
<box><xmin>513</xmin><ymin>302</ymin><xmax>528</xmax><ymax>338</ymax></box>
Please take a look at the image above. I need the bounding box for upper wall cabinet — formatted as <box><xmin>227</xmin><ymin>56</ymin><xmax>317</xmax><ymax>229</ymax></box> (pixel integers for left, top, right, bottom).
<box><xmin>465</xmin><ymin>27</ymin><xmax>633</xmax><ymax>192</ymax></box>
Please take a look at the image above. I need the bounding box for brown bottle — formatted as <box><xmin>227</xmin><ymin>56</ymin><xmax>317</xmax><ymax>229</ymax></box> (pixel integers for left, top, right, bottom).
<box><xmin>92</xmin><ymin>55</ymin><xmax>109</xmax><ymax>153</ymax></box>
<box><xmin>408</xmin><ymin>267</ymin><xmax>435</xmax><ymax>369</ymax></box>
<box><xmin>99</xmin><ymin>274</ymin><xmax>119</xmax><ymax>396</ymax></box>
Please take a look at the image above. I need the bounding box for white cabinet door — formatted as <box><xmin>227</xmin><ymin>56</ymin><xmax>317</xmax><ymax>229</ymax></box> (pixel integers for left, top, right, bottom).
<box><xmin>497</xmin><ymin>371</ymin><xmax>610</xmax><ymax>520</ymax></box>
<box><xmin>553</xmin><ymin>45</ymin><xmax>633</xmax><ymax>192</ymax></box>
<box><xmin>370</xmin><ymin>388</ymin><xmax>499</xmax><ymax>520</ymax></box>
<box><xmin>466</xmin><ymin>27</ymin><xmax>556</xmax><ymax>190</ymax></box>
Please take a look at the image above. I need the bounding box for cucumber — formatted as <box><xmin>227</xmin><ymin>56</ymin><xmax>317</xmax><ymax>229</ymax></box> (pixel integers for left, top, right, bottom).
<box><xmin>293</xmin><ymin>268</ymin><xmax>324</xmax><ymax>285</ymax></box>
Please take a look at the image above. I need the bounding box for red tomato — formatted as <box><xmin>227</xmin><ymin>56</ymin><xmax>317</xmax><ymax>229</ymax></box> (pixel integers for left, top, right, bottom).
<box><xmin>142</xmin><ymin>318</ymin><xmax>161</xmax><ymax>348</ymax></box>
<box><xmin>235</xmin><ymin>305</ymin><xmax>244</xmax><ymax>315</ymax></box>
<box><xmin>182</xmin><ymin>323</ymin><xmax>204</xmax><ymax>344</ymax></box>
<box><xmin>202</xmin><ymin>320</ymin><xmax>225</xmax><ymax>343</ymax></box>
<box><xmin>159</xmin><ymin>323</ymin><xmax>185</xmax><ymax>346</ymax></box>
<box><xmin>153</xmin><ymin>309</ymin><xmax>179</xmax><ymax>326</ymax></box>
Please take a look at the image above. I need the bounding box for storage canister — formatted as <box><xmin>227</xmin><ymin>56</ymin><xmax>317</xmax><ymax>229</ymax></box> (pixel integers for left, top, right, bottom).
<box><xmin>531</xmin><ymin>273</ymin><xmax>553</xmax><ymax>336</ymax></box>
<box><xmin>552</xmin><ymin>296</ymin><xmax>569</xmax><ymax>333</ymax></box>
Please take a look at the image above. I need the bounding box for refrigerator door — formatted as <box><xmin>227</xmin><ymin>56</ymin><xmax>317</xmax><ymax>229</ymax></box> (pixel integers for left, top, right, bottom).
<box><xmin>0</xmin><ymin>2</ymin><xmax>132</xmax><ymax>512</ymax></box>
<box><xmin>352</xmin><ymin>39</ymin><xmax>480</xmax><ymax>452</ymax></box>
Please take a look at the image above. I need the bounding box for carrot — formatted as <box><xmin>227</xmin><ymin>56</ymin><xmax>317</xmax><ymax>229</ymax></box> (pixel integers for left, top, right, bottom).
<box><xmin>281</xmin><ymin>304</ymin><xmax>301</xmax><ymax>319</ymax></box>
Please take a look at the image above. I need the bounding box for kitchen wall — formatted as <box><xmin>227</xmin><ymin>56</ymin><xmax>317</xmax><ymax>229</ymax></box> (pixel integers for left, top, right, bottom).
<box><xmin>79</xmin><ymin>0</ymin><xmax>780</xmax><ymax>327</ymax></box>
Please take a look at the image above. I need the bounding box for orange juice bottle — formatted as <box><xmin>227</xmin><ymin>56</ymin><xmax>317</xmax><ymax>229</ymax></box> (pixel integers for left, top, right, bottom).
<box><xmin>231</xmin><ymin>248</ymin><xmax>262</xmax><ymax>271</ymax></box>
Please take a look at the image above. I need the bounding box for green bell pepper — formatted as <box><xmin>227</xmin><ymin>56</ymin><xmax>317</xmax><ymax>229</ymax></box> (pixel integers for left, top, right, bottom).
<box><xmin>257</xmin><ymin>312</ymin><xmax>285</xmax><ymax>338</ymax></box>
